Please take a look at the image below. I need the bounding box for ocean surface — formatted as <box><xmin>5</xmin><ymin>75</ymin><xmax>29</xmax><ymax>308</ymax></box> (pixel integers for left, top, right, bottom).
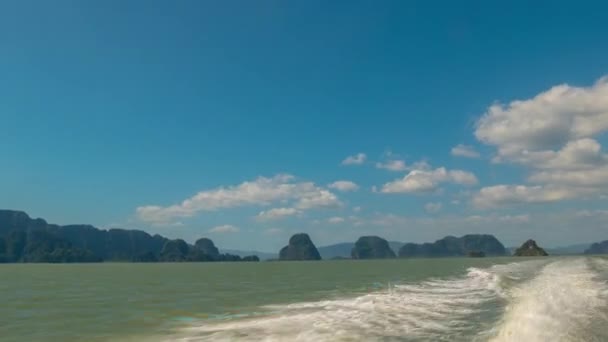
<box><xmin>2</xmin><ymin>257</ymin><xmax>608</xmax><ymax>341</ymax></box>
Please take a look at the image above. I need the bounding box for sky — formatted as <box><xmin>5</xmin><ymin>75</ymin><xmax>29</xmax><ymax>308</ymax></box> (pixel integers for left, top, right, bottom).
<box><xmin>1</xmin><ymin>0</ymin><xmax>608</xmax><ymax>252</ymax></box>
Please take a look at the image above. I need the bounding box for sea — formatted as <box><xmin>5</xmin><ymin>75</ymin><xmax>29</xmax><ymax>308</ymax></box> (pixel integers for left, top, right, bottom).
<box><xmin>1</xmin><ymin>256</ymin><xmax>608</xmax><ymax>341</ymax></box>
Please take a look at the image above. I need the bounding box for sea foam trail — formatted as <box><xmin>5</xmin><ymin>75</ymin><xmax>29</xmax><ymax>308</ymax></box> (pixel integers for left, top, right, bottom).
<box><xmin>487</xmin><ymin>258</ymin><xmax>608</xmax><ymax>342</ymax></box>
<box><xmin>170</xmin><ymin>265</ymin><xmax>515</xmax><ymax>342</ymax></box>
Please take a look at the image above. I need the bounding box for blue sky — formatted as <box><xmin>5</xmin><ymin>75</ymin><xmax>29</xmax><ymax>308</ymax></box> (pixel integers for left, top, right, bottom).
<box><xmin>2</xmin><ymin>0</ymin><xmax>608</xmax><ymax>251</ymax></box>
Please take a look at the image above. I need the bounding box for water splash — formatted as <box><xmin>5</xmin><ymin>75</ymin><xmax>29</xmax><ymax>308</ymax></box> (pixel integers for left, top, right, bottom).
<box><xmin>486</xmin><ymin>258</ymin><xmax>608</xmax><ymax>342</ymax></box>
<box><xmin>166</xmin><ymin>258</ymin><xmax>608</xmax><ymax>342</ymax></box>
<box><xmin>170</xmin><ymin>264</ymin><xmax>510</xmax><ymax>341</ymax></box>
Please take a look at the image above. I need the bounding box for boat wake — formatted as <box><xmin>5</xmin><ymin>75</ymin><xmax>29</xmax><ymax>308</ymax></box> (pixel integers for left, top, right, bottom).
<box><xmin>168</xmin><ymin>258</ymin><xmax>608</xmax><ymax>342</ymax></box>
<box><xmin>487</xmin><ymin>258</ymin><xmax>608</xmax><ymax>342</ymax></box>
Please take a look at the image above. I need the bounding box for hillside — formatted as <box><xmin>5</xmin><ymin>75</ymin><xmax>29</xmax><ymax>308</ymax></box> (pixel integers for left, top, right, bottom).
<box><xmin>0</xmin><ymin>210</ymin><xmax>258</xmax><ymax>263</ymax></box>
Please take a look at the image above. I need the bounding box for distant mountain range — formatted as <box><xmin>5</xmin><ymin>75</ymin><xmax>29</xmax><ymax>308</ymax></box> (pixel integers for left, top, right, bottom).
<box><xmin>0</xmin><ymin>209</ymin><xmax>258</xmax><ymax>263</ymax></box>
<box><xmin>1</xmin><ymin>209</ymin><xmax>603</xmax><ymax>263</ymax></box>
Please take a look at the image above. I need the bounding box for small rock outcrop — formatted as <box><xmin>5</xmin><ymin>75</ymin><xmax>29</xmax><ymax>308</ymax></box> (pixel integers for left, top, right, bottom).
<box><xmin>513</xmin><ymin>239</ymin><xmax>548</xmax><ymax>256</ymax></box>
<box><xmin>351</xmin><ymin>236</ymin><xmax>396</xmax><ymax>259</ymax></box>
<box><xmin>279</xmin><ymin>233</ymin><xmax>321</xmax><ymax>261</ymax></box>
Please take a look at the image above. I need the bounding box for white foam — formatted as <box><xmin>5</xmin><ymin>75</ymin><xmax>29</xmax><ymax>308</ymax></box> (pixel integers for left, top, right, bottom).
<box><xmin>169</xmin><ymin>265</ymin><xmax>512</xmax><ymax>342</ymax></box>
<box><xmin>166</xmin><ymin>259</ymin><xmax>608</xmax><ymax>341</ymax></box>
<box><xmin>487</xmin><ymin>258</ymin><xmax>608</xmax><ymax>342</ymax></box>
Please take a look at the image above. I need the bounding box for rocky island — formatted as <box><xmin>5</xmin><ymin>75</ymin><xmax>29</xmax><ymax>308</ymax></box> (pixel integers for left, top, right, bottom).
<box><xmin>585</xmin><ymin>240</ymin><xmax>608</xmax><ymax>254</ymax></box>
<box><xmin>279</xmin><ymin>233</ymin><xmax>322</xmax><ymax>261</ymax></box>
<box><xmin>0</xmin><ymin>209</ymin><xmax>259</xmax><ymax>263</ymax></box>
<box><xmin>398</xmin><ymin>234</ymin><xmax>506</xmax><ymax>257</ymax></box>
<box><xmin>351</xmin><ymin>236</ymin><xmax>396</xmax><ymax>259</ymax></box>
<box><xmin>513</xmin><ymin>239</ymin><xmax>548</xmax><ymax>256</ymax></box>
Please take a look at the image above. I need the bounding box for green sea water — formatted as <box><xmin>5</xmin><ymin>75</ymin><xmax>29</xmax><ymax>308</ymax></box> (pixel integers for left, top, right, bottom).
<box><xmin>2</xmin><ymin>257</ymin><xmax>608</xmax><ymax>341</ymax></box>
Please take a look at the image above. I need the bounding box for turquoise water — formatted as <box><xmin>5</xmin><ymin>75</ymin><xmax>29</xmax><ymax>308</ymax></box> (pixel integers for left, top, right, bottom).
<box><xmin>1</xmin><ymin>257</ymin><xmax>607</xmax><ymax>341</ymax></box>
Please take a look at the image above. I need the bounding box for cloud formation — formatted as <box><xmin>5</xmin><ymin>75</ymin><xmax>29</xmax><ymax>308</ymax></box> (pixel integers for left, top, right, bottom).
<box><xmin>256</xmin><ymin>207</ymin><xmax>301</xmax><ymax>221</ymax></box>
<box><xmin>375</xmin><ymin>159</ymin><xmax>408</xmax><ymax>171</ymax></box>
<box><xmin>209</xmin><ymin>225</ymin><xmax>240</xmax><ymax>234</ymax></box>
<box><xmin>328</xmin><ymin>180</ymin><xmax>359</xmax><ymax>192</ymax></box>
<box><xmin>451</xmin><ymin>144</ymin><xmax>480</xmax><ymax>158</ymax></box>
<box><xmin>475</xmin><ymin>77</ymin><xmax>608</xmax><ymax>160</ymax></box>
<box><xmin>342</xmin><ymin>153</ymin><xmax>367</xmax><ymax>165</ymax></box>
<box><xmin>471</xmin><ymin>184</ymin><xmax>593</xmax><ymax>209</ymax></box>
<box><xmin>472</xmin><ymin>76</ymin><xmax>608</xmax><ymax>208</ymax></box>
<box><xmin>424</xmin><ymin>202</ymin><xmax>442</xmax><ymax>213</ymax></box>
<box><xmin>263</xmin><ymin>228</ymin><xmax>284</xmax><ymax>235</ymax></box>
<box><xmin>136</xmin><ymin>174</ymin><xmax>341</xmax><ymax>224</ymax></box>
<box><xmin>381</xmin><ymin>167</ymin><xmax>478</xmax><ymax>193</ymax></box>
<box><xmin>328</xmin><ymin>216</ymin><xmax>345</xmax><ymax>224</ymax></box>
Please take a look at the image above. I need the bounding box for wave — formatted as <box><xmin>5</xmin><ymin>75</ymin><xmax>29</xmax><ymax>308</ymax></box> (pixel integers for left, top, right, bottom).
<box><xmin>166</xmin><ymin>258</ymin><xmax>608</xmax><ymax>342</ymax></box>
<box><xmin>486</xmin><ymin>258</ymin><xmax>608</xmax><ymax>342</ymax></box>
<box><xmin>170</xmin><ymin>264</ymin><xmax>512</xmax><ymax>341</ymax></box>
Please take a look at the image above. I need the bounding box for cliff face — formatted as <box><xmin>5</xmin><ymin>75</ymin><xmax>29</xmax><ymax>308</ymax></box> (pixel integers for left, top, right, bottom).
<box><xmin>398</xmin><ymin>234</ymin><xmax>506</xmax><ymax>258</ymax></box>
<box><xmin>279</xmin><ymin>233</ymin><xmax>322</xmax><ymax>261</ymax></box>
<box><xmin>194</xmin><ymin>238</ymin><xmax>220</xmax><ymax>258</ymax></box>
<box><xmin>160</xmin><ymin>239</ymin><xmax>190</xmax><ymax>262</ymax></box>
<box><xmin>585</xmin><ymin>240</ymin><xmax>608</xmax><ymax>254</ymax></box>
<box><xmin>514</xmin><ymin>239</ymin><xmax>549</xmax><ymax>256</ymax></box>
<box><xmin>351</xmin><ymin>236</ymin><xmax>396</xmax><ymax>259</ymax></box>
<box><xmin>0</xmin><ymin>209</ymin><xmax>258</xmax><ymax>263</ymax></box>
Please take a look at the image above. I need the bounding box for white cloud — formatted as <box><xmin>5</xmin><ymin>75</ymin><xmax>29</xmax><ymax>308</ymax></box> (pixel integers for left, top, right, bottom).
<box><xmin>376</xmin><ymin>159</ymin><xmax>407</xmax><ymax>171</ymax></box>
<box><xmin>380</xmin><ymin>167</ymin><xmax>478</xmax><ymax>193</ymax></box>
<box><xmin>471</xmin><ymin>184</ymin><xmax>594</xmax><ymax>209</ymax></box>
<box><xmin>209</xmin><ymin>224</ymin><xmax>240</xmax><ymax>234</ymax></box>
<box><xmin>328</xmin><ymin>180</ymin><xmax>359</xmax><ymax>192</ymax></box>
<box><xmin>465</xmin><ymin>214</ymin><xmax>530</xmax><ymax>224</ymax></box>
<box><xmin>375</xmin><ymin>152</ymin><xmax>431</xmax><ymax>172</ymax></box>
<box><xmin>256</xmin><ymin>207</ymin><xmax>301</xmax><ymax>221</ymax></box>
<box><xmin>136</xmin><ymin>174</ymin><xmax>341</xmax><ymax>224</ymax></box>
<box><xmin>328</xmin><ymin>216</ymin><xmax>345</xmax><ymax>224</ymax></box>
<box><xmin>469</xmin><ymin>77</ymin><xmax>608</xmax><ymax>208</ymax></box>
<box><xmin>352</xmin><ymin>206</ymin><xmax>362</xmax><ymax>213</ymax></box>
<box><xmin>575</xmin><ymin>210</ymin><xmax>608</xmax><ymax>218</ymax></box>
<box><xmin>342</xmin><ymin>153</ymin><xmax>367</xmax><ymax>165</ymax></box>
<box><xmin>263</xmin><ymin>228</ymin><xmax>284</xmax><ymax>235</ymax></box>
<box><xmin>424</xmin><ymin>202</ymin><xmax>442</xmax><ymax>213</ymax></box>
<box><xmin>451</xmin><ymin>144</ymin><xmax>480</xmax><ymax>158</ymax></box>
<box><xmin>489</xmin><ymin>138</ymin><xmax>608</xmax><ymax>171</ymax></box>
<box><xmin>476</xmin><ymin>76</ymin><xmax>608</xmax><ymax>158</ymax></box>
<box><xmin>295</xmin><ymin>189</ymin><xmax>341</xmax><ymax>209</ymax></box>
<box><xmin>498</xmin><ymin>214</ymin><xmax>530</xmax><ymax>223</ymax></box>
<box><xmin>529</xmin><ymin>165</ymin><xmax>608</xmax><ymax>187</ymax></box>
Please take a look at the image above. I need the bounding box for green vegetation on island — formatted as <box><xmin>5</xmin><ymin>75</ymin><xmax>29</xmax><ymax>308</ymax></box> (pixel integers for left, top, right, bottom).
<box><xmin>351</xmin><ymin>236</ymin><xmax>396</xmax><ymax>259</ymax></box>
<box><xmin>279</xmin><ymin>233</ymin><xmax>322</xmax><ymax>261</ymax></box>
<box><xmin>0</xmin><ymin>210</ymin><xmax>259</xmax><ymax>263</ymax></box>
<box><xmin>398</xmin><ymin>234</ymin><xmax>506</xmax><ymax>258</ymax></box>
